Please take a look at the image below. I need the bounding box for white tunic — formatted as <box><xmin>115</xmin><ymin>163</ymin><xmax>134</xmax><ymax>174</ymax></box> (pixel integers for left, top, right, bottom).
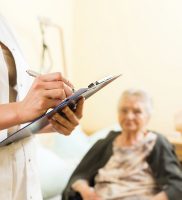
<box><xmin>0</xmin><ymin>15</ymin><xmax>42</xmax><ymax>200</ymax></box>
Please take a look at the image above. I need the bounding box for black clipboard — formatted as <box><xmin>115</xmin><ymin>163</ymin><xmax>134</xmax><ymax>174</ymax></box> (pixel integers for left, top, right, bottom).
<box><xmin>0</xmin><ymin>74</ymin><xmax>121</xmax><ymax>146</ymax></box>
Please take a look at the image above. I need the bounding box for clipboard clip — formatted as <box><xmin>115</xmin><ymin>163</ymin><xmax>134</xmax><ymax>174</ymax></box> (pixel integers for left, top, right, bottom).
<box><xmin>88</xmin><ymin>75</ymin><xmax>121</xmax><ymax>88</ymax></box>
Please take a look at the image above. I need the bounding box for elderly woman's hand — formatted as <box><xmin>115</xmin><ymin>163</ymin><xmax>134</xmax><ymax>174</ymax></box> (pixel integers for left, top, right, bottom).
<box><xmin>49</xmin><ymin>97</ymin><xmax>84</xmax><ymax>135</ymax></box>
<box><xmin>150</xmin><ymin>192</ymin><xmax>168</xmax><ymax>200</ymax></box>
<box><xmin>80</xmin><ymin>187</ymin><xmax>102</xmax><ymax>200</ymax></box>
<box><xmin>71</xmin><ymin>179</ymin><xmax>102</xmax><ymax>200</ymax></box>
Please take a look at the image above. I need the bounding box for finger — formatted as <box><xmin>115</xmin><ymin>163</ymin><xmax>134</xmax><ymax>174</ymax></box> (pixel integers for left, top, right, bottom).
<box><xmin>63</xmin><ymin>83</ymin><xmax>73</xmax><ymax>97</ymax></box>
<box><xmin>44</xmin><ymin>88</ymin><xmax>67</xmax><ymax>100</ymax></box>
<box><xmin>42</xmin><ymin>81</ymin><xmax>73</xmax><ymax>97</ymax></box>
<box><xmin>52</xmin><ymin>113</ymin><xmax>75</xmax><ymax>130</ymax></box>
<box><xmin>75</xmin><ymin>97</ymin><xmax>84</xmax><ymax>119</ymax></box>
<box><xmin>62</xmin><ymin>106</ymin><xmax>79</xmax><ymax>126</ymax></box>
<box><xmin>39</xmin><ymin>123</ymin><xmax>53</xmax><ymax>133</ymax></box>
<box><xmin>43</xmin><ymin>81</ymin><xmax>65</xmax><ymax>90</ymax></box>
<box><xmin>38</xmin><ymin>98</ymin><xmax>61</xmax><ymax>111</ymax></box>
<box><xmin>39</xmin><ymin>72</ymin><xmax>74</xmax><ymax>89</ymax></box>
<box><xmin>49</xmin><ymin>118</ymin><xmax>72</xmax><ymax>135</ymax></box>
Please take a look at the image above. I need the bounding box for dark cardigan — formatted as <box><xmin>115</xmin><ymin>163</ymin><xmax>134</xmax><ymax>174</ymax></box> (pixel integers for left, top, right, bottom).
<box><xmin>62</xmin><ymin>131</ymin><xmax>182</xmax><ymax>200</ymax></box>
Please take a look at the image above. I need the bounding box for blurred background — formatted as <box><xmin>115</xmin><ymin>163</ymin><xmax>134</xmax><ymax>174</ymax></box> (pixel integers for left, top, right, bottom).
<box><xmin>1</xmin><ymin>0</ymin><xmax>182</xmax><ymax>199</ymax></box>
<box><xmin>1</xmin><ymin>0</ymin><xmax>182</xmax><ymax>135</ymax></box>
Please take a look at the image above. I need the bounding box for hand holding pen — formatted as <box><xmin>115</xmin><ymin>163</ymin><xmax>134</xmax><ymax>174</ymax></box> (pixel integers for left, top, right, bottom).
<box><xmin>15</xmin><ymin>70</ymin><xmax>84</xmax><ymax>135</ymax></box>
<box><xmin>26</xmin><ymin>69</ymin><xmax>75</xmax><ymax>92</ymax></box>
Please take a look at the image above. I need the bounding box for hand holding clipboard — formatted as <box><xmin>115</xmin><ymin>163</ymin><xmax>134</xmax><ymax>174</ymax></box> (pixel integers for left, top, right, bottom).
<box><xmin>0</xmin><ymin>74</ymin><xmax>121</xmax><ymax>146</ymax></box>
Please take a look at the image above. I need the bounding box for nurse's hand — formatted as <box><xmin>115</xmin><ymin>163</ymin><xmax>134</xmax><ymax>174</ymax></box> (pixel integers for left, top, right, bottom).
<box><xmin>17</xmin><ymin>72</ymin><xmax>74</xmax><ymax>123</ymax></box>
<box><xmin>42</xmin><ymin>97</ymin><xmax>84</xmax><ymax>135</ymax></box>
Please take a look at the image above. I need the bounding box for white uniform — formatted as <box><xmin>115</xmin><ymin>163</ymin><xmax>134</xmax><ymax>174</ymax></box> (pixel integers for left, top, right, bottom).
<box><xmin>0</xmin><ymin>15</ymin><xmax>42</xmax><ymax>200</ymax></box>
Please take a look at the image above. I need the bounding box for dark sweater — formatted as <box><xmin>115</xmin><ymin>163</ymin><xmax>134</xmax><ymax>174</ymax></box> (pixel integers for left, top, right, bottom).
<box><xmin>62</xmin><ymin>131</ymin><xmax>182</xmax><ymax>200</ymax></box>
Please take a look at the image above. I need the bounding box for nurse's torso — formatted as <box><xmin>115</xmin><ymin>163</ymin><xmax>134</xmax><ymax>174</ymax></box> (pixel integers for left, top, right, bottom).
<box><xmin>0</xmin><ymin>15</ymin><xmax>42</xmax><ymax>200</ymax></box>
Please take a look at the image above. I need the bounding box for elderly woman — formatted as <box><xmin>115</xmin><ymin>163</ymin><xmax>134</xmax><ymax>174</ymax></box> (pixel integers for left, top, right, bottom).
<box><xmin>62</xmin><ymin>89</ymin><xmax>182</xmax><ymax>200</ymax></box>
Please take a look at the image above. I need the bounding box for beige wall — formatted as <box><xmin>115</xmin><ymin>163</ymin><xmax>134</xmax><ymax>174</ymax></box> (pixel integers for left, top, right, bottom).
<box><xmin>1</xmin><ymin>0</ymin><xmax>182</xmax><ymax>135</ymax></box>
<box><xmin>73</xmin><ymin>0</ymin><xmax>182</xmax><ymax>135</ymax></box>
<box><xmin>0</xmin><ymin>0</ymin><xmax>74</xmax><ymax>77</ymax></box>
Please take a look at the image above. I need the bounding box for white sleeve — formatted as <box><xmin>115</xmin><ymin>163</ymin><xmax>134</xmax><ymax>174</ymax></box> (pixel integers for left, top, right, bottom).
<box><xmin>0</xmin><ymin>46</ymin><xmax>9</xmax><ymax>141</ymax></box>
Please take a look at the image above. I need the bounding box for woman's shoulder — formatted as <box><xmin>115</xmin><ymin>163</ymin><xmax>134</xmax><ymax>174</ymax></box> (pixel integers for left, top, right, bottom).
<box><xmin>148</xmin><ymin>131</ymin><xmax>175</xmax><ymax>159</ymax></box>
<box><xmin>90</xmin><ymin>130</ymin><xmax>120</xmax><ymax>150</ymax></box>
<box><xmin>106</xmin><ymin>130</ymin><xmax>121</xmax><ymax>139</ymax></box>
<box><xmin>152</xmin><ymin>131</ymin><xmax>173</xmax><ymax>148</ymax></box>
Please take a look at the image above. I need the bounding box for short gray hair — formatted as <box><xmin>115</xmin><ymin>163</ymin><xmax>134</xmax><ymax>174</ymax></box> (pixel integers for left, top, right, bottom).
<box><xmin>119</xmin><ymin>89</ymin><xmax>153</xmax><ymax>116</ymax></box>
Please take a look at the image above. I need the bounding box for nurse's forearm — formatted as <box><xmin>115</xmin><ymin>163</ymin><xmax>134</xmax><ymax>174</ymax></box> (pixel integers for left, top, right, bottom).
<box><xmin>0</xmin><ymin>102</ymin><xmax>22</xmax><ymax>130</ymax></box>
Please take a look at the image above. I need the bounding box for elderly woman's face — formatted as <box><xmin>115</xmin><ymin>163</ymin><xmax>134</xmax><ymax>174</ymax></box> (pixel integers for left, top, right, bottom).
<box><xmin>118</xmin><ymin>95</ymin><xmax>150</xmax><ymax>134</ymax></box>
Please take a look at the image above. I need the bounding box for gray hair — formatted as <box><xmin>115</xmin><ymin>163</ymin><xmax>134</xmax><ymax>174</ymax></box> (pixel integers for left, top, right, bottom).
<box><xmin>119</xmin><ymin>89</ymin><xmax>153</xmax><ymax>116</ymax></box>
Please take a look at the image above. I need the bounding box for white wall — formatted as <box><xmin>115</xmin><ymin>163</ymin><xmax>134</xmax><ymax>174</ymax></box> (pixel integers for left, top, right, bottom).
<box><xmin>73</xmin><ymin>0</ymin><xmax>182</xmax><ymax>135</ymax></box>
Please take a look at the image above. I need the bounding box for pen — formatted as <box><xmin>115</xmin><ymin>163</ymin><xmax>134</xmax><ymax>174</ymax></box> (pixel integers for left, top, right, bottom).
<box><xmin>26</xmin><ymin>69</ymin><xmax>75</xmax><ymax>92</ymax></box>
<box><xmin>26</xmin><ymin>69</ymin><xmax>40</xmax><ymax>77</ymax></box>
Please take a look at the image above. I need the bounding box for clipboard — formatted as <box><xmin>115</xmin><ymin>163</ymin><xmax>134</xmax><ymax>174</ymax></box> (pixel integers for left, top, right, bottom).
<box><xmin>0</xmin><ymin>74</ymin><xmax>121</xmax><ymax>147</ymax></box>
